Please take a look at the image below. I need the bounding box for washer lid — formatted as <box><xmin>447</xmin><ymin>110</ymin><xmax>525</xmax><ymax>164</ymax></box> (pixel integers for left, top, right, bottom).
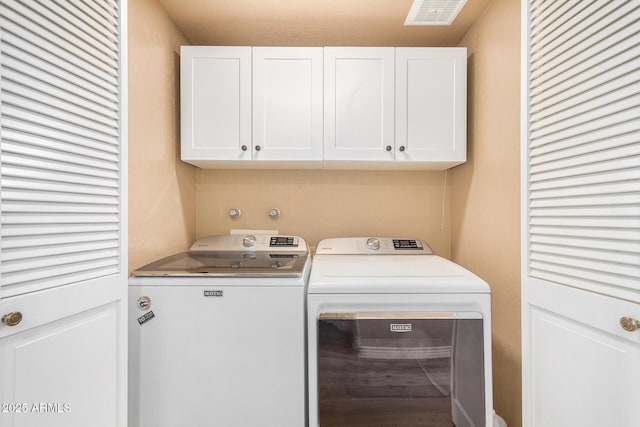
<box><xmin>308</xmin><ymin>254</ymin><xmax>490</xmax><ymax>294</ymax></box>
<box><xmin>132</xmin><ymin>234</ymin><xmax>309</xmax><ymax>277</ymax></box>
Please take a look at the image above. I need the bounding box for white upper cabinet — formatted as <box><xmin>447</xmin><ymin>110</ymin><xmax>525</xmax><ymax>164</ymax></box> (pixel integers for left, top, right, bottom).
<box><xmin>253</xmin><ymin>47</ymin><xmax>323</xmax><ymax>165</ymax></box>
<box><xmin>396</xmin><ymin>48</ymin><xmax>467</xmax><ymax>168</ymax></box>
<box><xmin>181</xmin><ymin>46</ymin><xmax>252</xmax><ymax>164</ymax></box>
<box><xmin>181</xmin><ymin>46</ymin><xmax>467</xmax><ymax>169</ymax></box>
<box><xmin>324</xmin><ymin>47</ymin><xmax>395</xmax><ymax>164</ymax></box>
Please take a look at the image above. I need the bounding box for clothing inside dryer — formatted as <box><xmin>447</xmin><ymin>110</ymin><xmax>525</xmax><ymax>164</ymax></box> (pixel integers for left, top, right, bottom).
<box><xmin>318</xmin><ymin>317</ymin><xmax>485</xmax><ymax>427</ymax></box>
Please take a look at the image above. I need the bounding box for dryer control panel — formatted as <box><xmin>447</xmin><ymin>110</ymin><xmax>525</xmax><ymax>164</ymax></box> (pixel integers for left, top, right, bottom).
<box><xmin>316</xmin><ymin>237</ymin><xmax>433</xmax><ymax>255</ymax></box>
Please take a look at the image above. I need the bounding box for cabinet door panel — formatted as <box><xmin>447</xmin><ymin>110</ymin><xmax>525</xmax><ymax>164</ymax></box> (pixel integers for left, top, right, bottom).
<box><xmin>0</xmin><ymin>284</ymin><xmax>123</xmax><ymax>427</ymax></box>
<box><xmin>524</xmin><ymin>280</ymin><xmax>640</xmax><ymax>427</ymax></box>
<box><xmin>396</xmin><ymin>48</ymin><xmax>466</xmax><ymax>166</ymax></box>
<box><xmin>324</xmin><ymin>48</ymin><xmax>394</xmax><ymax>162</ymax></box>
<box><xmin>181</xmin><ymin>46</ymin><xmax>251</xmax><ymax>162</ymax></box>
<box><xmin>253</xmin><ymin>47</ymin><xmax>322</xmax><ymax>161</ymax></box>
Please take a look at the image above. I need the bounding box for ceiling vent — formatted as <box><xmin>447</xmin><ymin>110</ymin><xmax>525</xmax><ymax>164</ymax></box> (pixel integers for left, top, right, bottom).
<box><xmin>404</xmin><ymin>0</ymin><xmax>469</xmax><ymax>26</ymax></box>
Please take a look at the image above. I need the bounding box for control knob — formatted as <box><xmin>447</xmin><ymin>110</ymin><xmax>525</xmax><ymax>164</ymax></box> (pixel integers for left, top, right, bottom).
<box><xmin>366</xmin><ymin>238</ymin><xmax>381</xmax><ymax>251</ymax></box>
<box><xmin>243</xmin><ymin>235</ymin><xmax>256</xmax><ymax>248</ymax></box>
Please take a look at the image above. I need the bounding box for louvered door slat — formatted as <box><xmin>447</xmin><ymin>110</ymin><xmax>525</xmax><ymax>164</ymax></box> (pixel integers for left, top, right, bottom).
<box><xmin>530</xmin><ymin>226</ymin><xmax>640</xmax><ymax>242</ymax></box>
<box><xmin>530</xmin><ymin>1</ymin><xmax>600</xmax><ymax>61</ymax></box>
<box><xmin>0</xmin><ymin>0</ymin><xmax>123</xmax><ymax>298</ymax></box>
<box><xmin>1</xmin><ymin>43</ymin><xmax>118</xmax><ymax>104</ymax></box>
<box><xmin>531</xmin><ymin>235</ymin><xmax>640</xmax><ymax>254</ymax></box>
<box><xmin>1</xmin><ymin>231</ymin><xmax>119</xmax><ymax>249</ymax></box>
<box><xmin>2</xmin><ymin>240</ymin><xmax>119</xmax><ymax>262</ymax></box>
<box><xmin>2</xmin><ymin>68</ymin><xmax>119</xmax><ymax>121</ymax></box>
<box><xmin>2</xmin><ymin>0</ymin><xmax>118</xmax><ymax>72</ymax></box>
<box><xmin>0</xmin><ymin>9</ymin><xmax>118</xmax><ymax>86</ymax></box>
<box><xmin>531</xmin><ymin>139</ymin><xmax>639</xmax><ymax>173</ymax></box>
<box><xmin>2</xmin><ymin>126</ymin><xmax>119</xmax><ymax>158</ymax></box>
<box><xmin>530</xmin><ymin>122</ymin><xmax>637</xmax><ymax>158</ymax></box>
<box><xmin>2</xmin><ymin>81</ymin><xmax>118</xmax><ymax>129</ymax></box>
<box><xmin>2</xmin><ymin>166</ymin><xmax>118</xmax><ymax>189</ymax></box>
<box><xmin>2</xmin><ymin>106</ymin><xmax>119</xmax><ymax>145</ymax></box>
<box><xmin>2</xmin><ymin>257</ymin><xmax>119</xmax><ymax>288</ymax></box>
<box><xmin>530</xmin><ymin>94</ymin><xmax>638</xmax><ymax>139</ymax></box>
<box><xmin>530</xmin><ymin>108</ymin><xmax>639</xmax><ymax>148</ymax></box>
<box><xmin>531</xmin><ymin>37</ymin><xmax>639</xmax><ymax>100</ymax></box>
<box><xmin>529</xmin><ymin>0</ymin><xmax>566</xmax><ymax>26</ymax></box>
<box><xmin>37</xmin><ymin>0</ymin><xmax>119</xmax><ymax>57</ymax></box>
<box><xmin>2</xmin><ymin>141</ymin><xmax>119</xmax><ymax>171</ymax></box>
<box><xmin>530</xmin><ymin>67</ymin><xmax>640</xmax><ymax>122</ymax></box>
<box><xmin>52</xmin><ymin>0</ymin><xmax>119</xmax><ymax>46</ymax></box>
<box><xmin>530</xmin><ymin>0</ymin><xmax>594</xmax><ymax>52</ymax></box>
<box><xmin>526</xmin><ymin>0</ymin><xmax>640</xmax><ymax>301</ymax></box>
<box><xmin>531</xmin><ymin>2</ymin><xmax>636</xmax><ymax>75</ymax></box>
<box><xmin>530</xmin><ymin>80</ymin><xmax>639</xmax><ymax>132</ymax></box>
<box><xmin>80</xmin><ymin>0</ymin><xmax>118</xmax><ymax>27</ymax></box>
<box><xmin>3</xmin><ymin>94</ymin><xmax>119</xmax><ymax>138</ymax></box>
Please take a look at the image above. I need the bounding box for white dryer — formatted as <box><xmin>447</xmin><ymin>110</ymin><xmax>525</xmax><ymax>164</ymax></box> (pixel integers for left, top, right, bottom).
<box><xmin>129</xmin><ymin>234</ymin><xmax>309</xmax><ymax>427</ymax></box>
<box><xmin>307</xmin><ymin>237</ymin><xmax>493</xmax><ymax>427</ymax></box>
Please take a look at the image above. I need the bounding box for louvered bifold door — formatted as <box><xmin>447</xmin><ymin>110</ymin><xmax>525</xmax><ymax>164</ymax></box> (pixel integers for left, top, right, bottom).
<box><xmin>0</xmin><ymin>0</ymin><xmax>124</xmax><ymax>298</ymax></box>
<box><xmin>522</xmin><ymin>2</ymin><xmax>640</xmax><ymax>426</ymax></box>
<box><xmin>526</xmin><ymin>0</ymin><xmax>640</xmax><ymax>301</ymax></box>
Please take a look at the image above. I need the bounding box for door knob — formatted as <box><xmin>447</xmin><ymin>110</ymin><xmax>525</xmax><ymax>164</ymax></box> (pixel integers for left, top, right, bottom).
<box><xmin>386</xmin><ymin>145</ymin><xmax>392</xmax><ymax>152</ymax></box>
<box><xmin>241</xmin><ymin>145</ymin><xmax>248</xmax><ymax>151</ymax></box>
<box><xmin>255</xmin><ymin>145</ymin><xmax>261</xmax><ymax>151</ymax></box>
<box><xmin>399</xmin><ymin>145</ymin><xmax>406</xmax><ymax>152</ymax></box>
<box><xmin>2</xmin><ymin>312</ymin><xmax>23</xmax><ymax>327</ymax></box>
<box><xmin>620</xmin><ymin>317</ymin><xmax>640</xmax><ymax>332</ymax></box>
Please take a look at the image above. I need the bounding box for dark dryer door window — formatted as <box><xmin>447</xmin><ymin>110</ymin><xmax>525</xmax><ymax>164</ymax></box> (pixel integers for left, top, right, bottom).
<box><xmin>318</xmin><ymin>312</ymin><xmax>484</xmax><ymax>427</ymax></box>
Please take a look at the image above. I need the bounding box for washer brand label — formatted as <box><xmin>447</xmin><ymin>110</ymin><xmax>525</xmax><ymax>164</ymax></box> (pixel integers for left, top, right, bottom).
<box><xmin>204</xmin><ymin>290</ymin><xmax>223</xmax><ymax>297</ymax></box>
<box><xmin>390</xmin><ymin>323</ymin><xmax>412</xmax><ymax>333</ymax></box>
<box><xmin>137</xmin><ymin>311</ymin><xmax>155</xmax><ymax>325</ymax></box>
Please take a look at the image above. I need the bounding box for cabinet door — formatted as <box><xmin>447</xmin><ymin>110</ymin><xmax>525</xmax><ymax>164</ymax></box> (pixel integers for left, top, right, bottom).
<box><xmin>324</xmin><ymin>47</ymin><xmax>395</xmax><ymax>162</ymax></box>
<box><xmin>253</xmin><ymin>47</ymin><xmax>323</xmax><ymax>163</ymax></box>
<box><xmin>181</xmin><ymin>46</ymin><xmax>251</xmax><ymax>163</ymax></box>
<box><xmin>396</xmin><ymin>48</ymin><xmax>466</xmax><ymax>167</ymax></box>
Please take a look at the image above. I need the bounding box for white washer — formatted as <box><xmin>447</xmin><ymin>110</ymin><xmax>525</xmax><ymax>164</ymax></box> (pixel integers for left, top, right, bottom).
<box><xmin>307</xmin><ymin>237</ymin><xmax>493</xmax><ymax>427</ymax></box>
<box><xmin>129</xmin><ymin>234</ymin><xmax>310</xmax><ymax>427</ymax></box>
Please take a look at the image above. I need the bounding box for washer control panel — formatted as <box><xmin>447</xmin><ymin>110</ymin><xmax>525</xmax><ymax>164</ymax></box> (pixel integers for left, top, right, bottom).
<box><xmin>190</xmin><ymin>234</ymin><xmax>306</xmax><ymax>253</ymax></box>
<box><xmin>270</xmin><ymin>236</ymin><xmax>299</xmax><ymax>247</ymax></box>
<box><xmin>316</xmin><ymin>237</ymin><xmax>433</xmax><ymax>255</ymax></box>
<box><xmin>392</xmin><ymin>239</ymin><xmax>423</xmax><ymax>250</ymax></box>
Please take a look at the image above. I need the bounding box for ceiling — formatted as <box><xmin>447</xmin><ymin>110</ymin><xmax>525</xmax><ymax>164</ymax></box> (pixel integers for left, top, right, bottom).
<box><xmin>156</xmin><ymin>0</ymin><xmax>494</xmax><ymax>47</ymax></box>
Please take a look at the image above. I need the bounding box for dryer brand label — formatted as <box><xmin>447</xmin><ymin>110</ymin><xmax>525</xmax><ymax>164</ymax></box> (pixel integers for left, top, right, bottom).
<box><xmin>204</xmin><ymin>290</ymin><xmax>223</xmax><ymax>297</ymax></box>
<box><xmin>137</xmin><ymin>311</ymin><xmax>155</xmax><ymax>325</ymax></box>
<box><xmin>390</xmin><ymin>323</ymin><xmax>412</xmax><ymax>333</ymax></box>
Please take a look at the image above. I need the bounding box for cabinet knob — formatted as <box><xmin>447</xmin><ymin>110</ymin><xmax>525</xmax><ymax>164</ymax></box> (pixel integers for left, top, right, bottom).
<box><xmin>620</xmin><ymin>317</ymin><xmax>640</xmax><ymax>332</ymax></box>
<box><xmin>241</xmin><ymin>145</ymin><xmax>247</xmax><ymax>151</ymax></box>
<box><xmin>255</xmin><ymin>145</ymin><xmax>261</xmax><ymax>151</ymax></box>
<box><xmin>399</xmin><ymin>145</ymin><xmax>406</xmax><ymax>152</ymax></box>
<box><xmin>2</xmin><ymin>311</ymin><xmax>23</xmax><ymax>327</ymax></box>
<box><xmin>386</xmin><ymin>145</ymin><xmax>392</xmax><ymax>152</ymax></box>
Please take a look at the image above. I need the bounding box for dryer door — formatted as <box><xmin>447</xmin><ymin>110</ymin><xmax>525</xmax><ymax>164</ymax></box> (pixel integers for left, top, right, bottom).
<box><xmin>317</xmin><ymin>312</ymin><xmax>484</xmax><ymax>427</ymax></box>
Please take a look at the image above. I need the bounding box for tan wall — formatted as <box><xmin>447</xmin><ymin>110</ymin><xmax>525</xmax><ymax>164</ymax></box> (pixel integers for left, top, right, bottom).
<box><xmin>196</xmin><ymin>170</ymin><xmax>451</xmax><ymax>256</ymax></box>
<box><xmin>452</xmin><ymin>0</ymin><xmax>522</xmax><ymax>425</ymax></box>
<box><xmin>128</xmin><ymin>0</ymin><xmax>196</xmax><ymax>272</ymax></box>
